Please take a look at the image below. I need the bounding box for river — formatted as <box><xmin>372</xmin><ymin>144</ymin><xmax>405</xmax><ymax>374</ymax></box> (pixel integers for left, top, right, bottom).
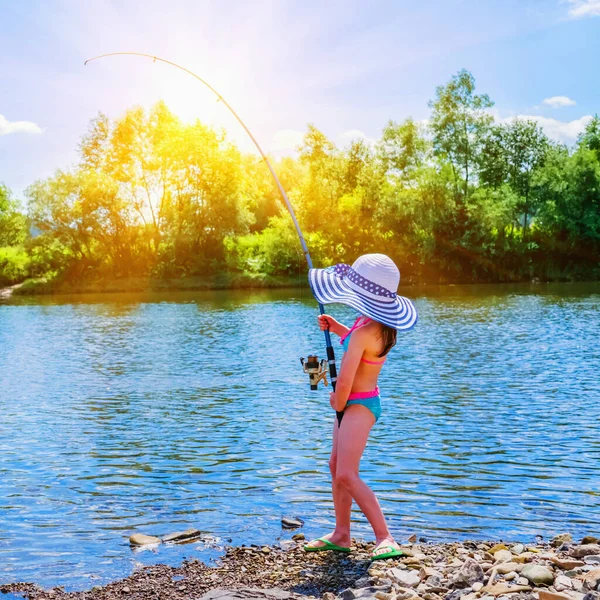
<box><xmin>1</xmin><ymin>283</ymin><xmax>599</xmax><ymax>590</ymax></box>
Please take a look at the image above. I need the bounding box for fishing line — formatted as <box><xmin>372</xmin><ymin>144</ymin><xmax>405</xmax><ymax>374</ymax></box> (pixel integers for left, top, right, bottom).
<box><xmin>84</xmin><ymin>52</ymin><xmax>339</xmax><ymax>405</ymax></box>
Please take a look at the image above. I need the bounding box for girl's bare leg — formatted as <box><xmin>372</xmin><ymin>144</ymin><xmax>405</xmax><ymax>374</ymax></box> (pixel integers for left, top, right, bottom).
<box><xmin>304</xmin><ymin>417</ymin><xmax>352</xmax><ymax>549</ymax></box>
<box><xmin>335</xmin><ymin>405</ymin><xmax>400</xmax><ymax>554</ymax></box>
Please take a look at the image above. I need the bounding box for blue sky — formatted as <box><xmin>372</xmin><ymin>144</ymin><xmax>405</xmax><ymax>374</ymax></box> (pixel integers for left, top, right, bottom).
<box><xmin>1</xmin><ymin>0</ymin><xmax>599</xmax><ymax>200</ymax></box>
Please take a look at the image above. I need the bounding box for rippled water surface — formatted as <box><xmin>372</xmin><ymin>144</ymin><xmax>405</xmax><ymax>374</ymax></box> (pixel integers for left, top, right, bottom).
<box><xmin>1</xmin><ymin>283</ymin><xmax>599</xmax><ymax>589</ymax></box>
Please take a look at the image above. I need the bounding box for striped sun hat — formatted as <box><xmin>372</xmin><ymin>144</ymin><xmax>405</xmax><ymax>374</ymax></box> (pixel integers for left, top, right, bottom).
<box><xmin>308</xmin><ymin>253</ymin><xmax>418</xmax><ymax>331</ymax></box>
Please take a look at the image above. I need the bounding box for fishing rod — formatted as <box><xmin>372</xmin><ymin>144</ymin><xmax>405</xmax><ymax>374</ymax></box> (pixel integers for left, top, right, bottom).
<box><xmin>84</xmin><ymin>52</ymin><xmax>340</xmax><ymax>409</ymax></box>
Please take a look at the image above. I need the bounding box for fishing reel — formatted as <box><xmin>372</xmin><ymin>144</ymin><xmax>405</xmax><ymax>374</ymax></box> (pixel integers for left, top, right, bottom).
<box><xmin>300</xmin><ymin>355</ymin><xmax>329</xmax><ymax>390</ymax></box>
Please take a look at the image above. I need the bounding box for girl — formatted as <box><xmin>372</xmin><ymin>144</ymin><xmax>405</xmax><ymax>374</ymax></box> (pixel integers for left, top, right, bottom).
<box><xmin>303</xmin><ymin>253</ymin><xmax>418</xmax><ymax>561</ymax></box>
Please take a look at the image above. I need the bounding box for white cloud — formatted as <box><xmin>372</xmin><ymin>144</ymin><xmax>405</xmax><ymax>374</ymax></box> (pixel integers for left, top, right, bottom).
<box><xmin>501</xmin><ymin>114</ymin><xmax>592</xmax><ymax>143</ymax></box>
<box><xmin>269</xmin><ymin>129</ymin><xmax>304</xmax><ymax>154</ymax></box>
<box><xmin>0</xmin><ymin>113</ymin><xmax>43</xmax><ymax>136</ymax></box>
<box><xmin>566</xmin><ymin>0</ymin><xmax>600</xmax><ymax>19</ymax></box>
<box><xmin>542</xmin><ymin>95</ymin><xmax>576</xmax><ymax>108</ymax></box>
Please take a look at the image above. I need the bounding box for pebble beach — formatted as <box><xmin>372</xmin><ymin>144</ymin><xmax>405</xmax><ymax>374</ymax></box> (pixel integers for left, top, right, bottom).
<box><xmin>2</xmin><ymin>533</ymin><xmax>600</xmax><ymax>600</ymax></box>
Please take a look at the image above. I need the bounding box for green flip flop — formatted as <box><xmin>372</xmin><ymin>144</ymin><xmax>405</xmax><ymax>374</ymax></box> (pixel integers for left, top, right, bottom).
<box><xmin>303</xmin><ymin>537</ymin><xmax>352</xmax><ymax>553</ymax></box>
<box><xmin>371</xmin><ymin>545</ymin><xmax>404</xmax><ymax>561</ymax></box>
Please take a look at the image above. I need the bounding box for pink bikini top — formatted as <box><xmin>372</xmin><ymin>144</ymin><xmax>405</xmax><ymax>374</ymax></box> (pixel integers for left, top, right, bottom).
<box><xmin>339</xmin><ymin>317</ymin><xmax>386</xmax><ymax>365</ymax></box>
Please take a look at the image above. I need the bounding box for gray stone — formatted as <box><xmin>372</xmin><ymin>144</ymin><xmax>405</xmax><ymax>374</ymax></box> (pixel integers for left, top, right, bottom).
<box><xmin>279</xmin><ymin>540</ymin><xmax>295</xmax><ymax>550</ymax></box>
<box><xmin>585</xmin><ymin>556</ymin><xmax>600</xmax><ymax>566</ymax></box>
<box><xmin>420</xmin><ymin>567</ymin><xmax>443</xmax><ymax>581</ymax></box>
<box><xmin>162</xmin><ymin>528</ymin><xmax>202</xmax><ymax>543</ymax></box>
<box><xmin>554</xmin><ymin>575</ymin><xmax>573</xmax><ymax>591</ymax></box>
<box><xmin>496</xmin><ymin>562</ymin><xmax>523</xmax><ymax>574</ymax></box>
<box><xmin>340</xmin><ymin>586</ymin><xmax>392</xmax><ymax>600</ymax></box>
<box><xmin>583</xmin><ymin>569</ymin><xmax>600</xmax><ymax>591</ymax></box>
<box><xmin>200</xmin><ymin>590</ymin><xmax>305</xmax><ymax>600</ymax></box>
<box><xmin>485</xmin><ymin>583</ymin><xmax>532</xmax><ymax>596</ymax></box>
<box><xmin>281</xmin><ymin>517</ymin><xmax>304</xmax><ymax>529</ymax></box>
<box><xmin>573</xmin><ymin>546</ymin><xmax>600</xmax><ymax>558</ymax></box>
<box><xmin>129</xmin><ymin>533</ymin><xmax>161</xmax><ymax>546</ymax></box>
<box><xmin>444</xmin><ymin>589</ymin><xmax>472</xmax><ymax>600</ymax></box>
<box><xmin>452</xmin><ymin>559</ymin><xmax>485</xmax><ymax>588</ymax></box>
<box><xmin>494</xmin><ymin>550</ymin><xmax>514</xmax><ymax>563</ymax></box>
<box><xmin>552</xmin><ymin>534</ymin><xmax>573</xmax><ymax>548</ymax></box>
<box><xmin>520</xmin><ymin>564</ymin><xmax>554</xmax><ymax>586</ymax></box>
<box><xmin>389</xmin><ymin>568</ymin><xmax>421</xmax><ymax>588</ymax></box>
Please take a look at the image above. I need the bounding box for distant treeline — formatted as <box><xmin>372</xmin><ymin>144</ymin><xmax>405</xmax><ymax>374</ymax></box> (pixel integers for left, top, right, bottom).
<box><xmin>1</xmin><ymin>69</ymin><xmax>599</xmax><ymax>290</ymax></box>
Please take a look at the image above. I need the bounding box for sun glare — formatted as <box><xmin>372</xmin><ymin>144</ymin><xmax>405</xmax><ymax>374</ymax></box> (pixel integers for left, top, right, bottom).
<box><xmin>143</xmin><ymin>62</ymin><xmax>258</xmax><ymax>154</ymax></box>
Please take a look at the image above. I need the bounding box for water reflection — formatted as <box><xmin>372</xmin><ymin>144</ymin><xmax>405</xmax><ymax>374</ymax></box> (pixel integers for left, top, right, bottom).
<box><xmin>0</xmin><ymin>283</ymin><xmax>599</xmax><ymax>590</ymax></box>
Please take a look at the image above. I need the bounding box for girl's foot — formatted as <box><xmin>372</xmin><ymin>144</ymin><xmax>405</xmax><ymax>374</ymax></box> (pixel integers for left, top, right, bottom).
<box><xmin>372</xmin><ymin>537</ymin><xmax>404</xmax><ymax>560</ymax></box>
<box><xmin>304</xmin><ymin>532</ymin><xmax>351</xmax><ymax>552</ymax></box>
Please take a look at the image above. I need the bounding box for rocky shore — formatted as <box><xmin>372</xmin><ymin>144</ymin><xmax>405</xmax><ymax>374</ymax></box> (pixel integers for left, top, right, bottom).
<box><xmin>2</xmin><ymin>533</ymin><xmax>599</xmax><ymax>600</ymax></box>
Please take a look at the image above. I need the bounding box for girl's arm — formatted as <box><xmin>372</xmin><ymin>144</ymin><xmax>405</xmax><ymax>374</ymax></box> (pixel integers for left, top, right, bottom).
<box><xmin>329</xmin><ymin>327</ymin><xmax>367</xmax><ymax>412</ymax></box>
<box><xmin>317</xmin><ymin>314</ymin><xmax>349</xmax><ymax>338</ymax></box>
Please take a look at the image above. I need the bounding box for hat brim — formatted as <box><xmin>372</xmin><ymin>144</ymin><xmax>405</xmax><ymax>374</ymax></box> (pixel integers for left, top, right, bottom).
<box><xmin>308</xmin><ymin>267</ymin><xmax>418</xmax><ymax>331</ymax></box>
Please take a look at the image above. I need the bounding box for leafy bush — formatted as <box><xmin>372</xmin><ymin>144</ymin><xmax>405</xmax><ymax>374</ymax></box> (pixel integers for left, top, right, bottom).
<box><xmin>0</xmin><ymin>246</ymin><xmax>30</xmax><ymax>286</ymax></box>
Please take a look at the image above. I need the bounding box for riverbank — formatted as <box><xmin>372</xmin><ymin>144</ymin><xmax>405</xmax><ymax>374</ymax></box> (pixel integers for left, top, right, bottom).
<box><xmin>8</xmin><ymin>273</ymin><xmax>309</xmax><ymax>297</ymax></box>
<box><xmin>2</xmin><ymin>534</ymin><xmax>600</xmax><ymax>600</ymax></box>
<box><xmin>6</xmin><ymin>272</ymin><xmax>599</xmax><ymax>300</ymax></box>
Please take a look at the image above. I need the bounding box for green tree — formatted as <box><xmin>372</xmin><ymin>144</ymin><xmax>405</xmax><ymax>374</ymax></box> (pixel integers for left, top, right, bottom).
<box><xmin>535</xmin><ymin>145</ymin><xmax>600</xmax><ymax>245</ymax></box>
<box><xmin>501</xmin><ymin>119</ymin><xmax>549</xmax><ymax>235</ymax></box>
<box><xmin>377</xmin><ymin>118</ymin><xmax>429</xmax><ymax>185</ymax></box>
<box><xmin>577</xmin><ymin>114</ymin><xmax>600</xmax><ymax>159</ymax></box>
<box><xmin>429</xmin><ymin>69</ymin><xmax>494</xmax><ymax>200</ymax></box>
<box><xmin>0</xmin><ymin>184</ymin><xmax>27</xmax><ymax>247</ymax></box>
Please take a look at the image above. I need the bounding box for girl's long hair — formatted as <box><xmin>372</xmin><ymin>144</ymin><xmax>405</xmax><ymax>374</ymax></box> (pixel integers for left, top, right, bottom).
<box><xmin>377</xmin><ymin>323</ymin><xmax>397</xmax><ymax>357</ymax></box>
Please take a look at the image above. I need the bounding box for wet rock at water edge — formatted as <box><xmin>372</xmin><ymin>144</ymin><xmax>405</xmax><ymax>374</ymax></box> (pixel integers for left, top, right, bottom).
<box><xmin>162</xmin><ymin>528</ymin><xmax>202</xmax><ymax>543</ymax></box>
<box><xmin>129</xmin><ymin>533</ymin><xmax>161</xmax><ymax>546</ymax></box>
<box><xmin>292</xmin><ymin>533</ymin><xmax>305</xmax><ymax>541</ymax></box>
<box><xmin>281</xmin><ymin>517</ymin><xmax>304</xmax><ymax>529</ymax></box>
<box><xmin>552</xmin><ymin>534</ymin><xmax>574</xmax><ymax>548</ymax></box>
<box><xmin>583</xmin><ymin>537</ymin><xmax>600</xmax><ymax>545</ymax></box>
<box><xmin>520</xmin><ymin>564</ymin><xmax>554</xmax><ymax>586</ymax></box>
